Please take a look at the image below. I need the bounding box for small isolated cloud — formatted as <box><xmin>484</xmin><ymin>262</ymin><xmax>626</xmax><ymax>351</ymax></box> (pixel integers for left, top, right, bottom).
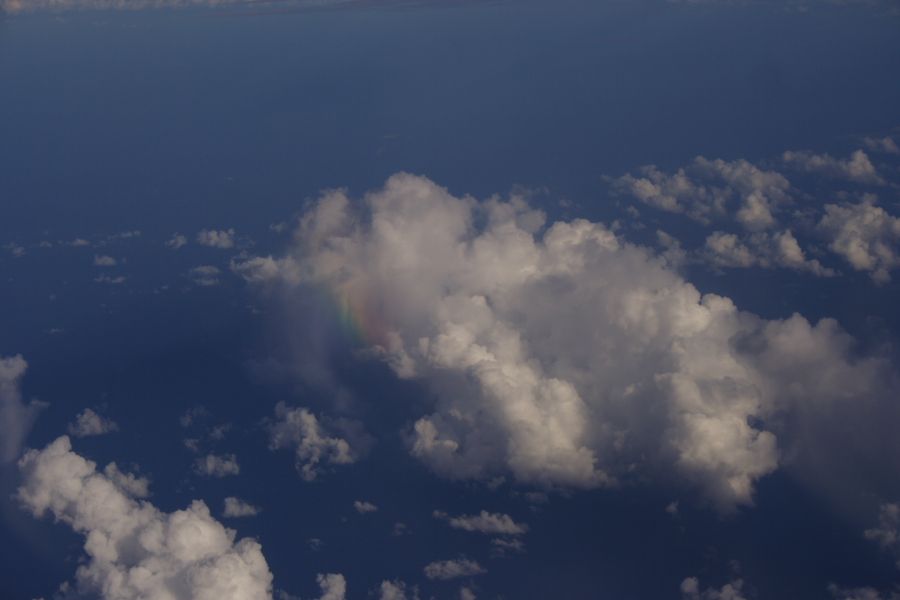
<box><xmin>424</xmin><ymin>558</ymin><xmax>486</xmax><ymax>580</ymax></box>
<box><xmin>864</xmin><ymin>502</ymin><xmax>900</xmax><ymax>568</ymax></box>
<box><xmin>378</xmin><ymin>580</ymin><xmax>416</xmax><ymax>600</ymax></box>
<box><xmin>353</xmin><ymin>500</ymin><xmax>378</xmax><ymax>514</ymax></box>
<box><xmin>189</xmin><ymin>265</ymin><xmax>221</xmax><ymax>287</ymax></box>
<box><xmin>17</xmin><ymin>436</ymin><xmax>273</xmax><ymax>600</ymax></box>
<box><xmin>702</xmin><ymin>230</ymin><xmax>834</xmax><ymax>276</ymax></box>
<box><xmin>490</xmin><ymin>537</ymin><xmax>525</xmax><ymax>557</ymax></box>
<box><xmin>269</xmin><ymin>403</ymin><xmax>354</xmax><ymax>481</ymax></box>
<box><xmin>863</xmin><ymin>136</ymin><xmax>900</xmax><ymax>155</ymax></box>
<box><xmin>197</xmin><ymin>228</ymin><xmax>236</xmax><ymax>249</ymax></box>
<box><xmin>392</xmin><ymin>522</ymin><xmax>410</xmax><ymax>536</ymax></box>
<box><xmin>459</xmin><ymin>588</ymin><xmax>477</xmax><ymax>600</ymax></box>
<box><xmin>193</xmin><ymin>453</ymin><xmax>240</xmax><ymax>477</ymax></box>
<box><xmin>315</xmin><ymin>573</ymin><xmax>346</xmax><ymax>600</ymax></box>
<box><xmin>783</xmin><ymin>149</ymin><xmax>884</xmax><ymax>185</ymax></box>
<box><xmin>4</xmin><ymin>242</ymin><xmax>26</xmax><ymax>257</ymax></box>
<box><xmin>817</xmin><ymin>197</ymin><xmax>900</xmax><ymax>284</ymax></box>
<box><xmin>0</xmin><ymin>355</ymin><xmax>47</xmax><ymax>463</ymax></box>
<box><xmin>223</xmin><ymin>496</ymin><xmax>261</xmax><ymax>518</ymax></box>
<box><xmin>93</xmin><ymin>254</ymin><xmax>117</xmax><ymax>267</ymax></box>
<box><xmin>681</xmin><ymin>577</ymin><xmax>747</xmax><ymax>600</ymax></box>
<box><xmin>433</xmin><ymin>510</ymin><xmax>528</xmax><ymax>535</ymax></box>
<box><xmin>67</xmin><ymin>408</ymin><xmax>119</xmax><ymax>437</ymax></box>
<box><xmin>166</xmin><ymin>233</ymin><xmax>188</xmax><ymax>250</ymax></box>
<box><xmin>94</xmin><ymin>274</ymin><xmax>126</xmax><ymax>284</ymax></box>
<box><xmin>68</xmin><ymin>238</ymin><xmax>91</xmax><ymax>247</ymax></box>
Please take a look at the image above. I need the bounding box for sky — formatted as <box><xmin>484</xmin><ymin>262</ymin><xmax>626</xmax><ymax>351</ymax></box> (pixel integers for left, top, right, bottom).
<box><xmin>1</xmin><ymin>0</ymin><xmax>900</xmax><ymax>599</ymax></box>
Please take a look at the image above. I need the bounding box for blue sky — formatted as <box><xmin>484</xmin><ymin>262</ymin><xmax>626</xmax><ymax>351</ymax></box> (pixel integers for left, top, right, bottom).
<box><xmin>1</xmin><ymin>1</ymin><xmax>900</xmax><ymax>599</ymax></box>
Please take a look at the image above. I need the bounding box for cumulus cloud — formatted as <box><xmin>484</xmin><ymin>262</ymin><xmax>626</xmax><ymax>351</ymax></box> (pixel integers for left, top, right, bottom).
<box><xmin>353</xmin><ymin>500</ymin><xmax>378</xmax><ymax>514</ymax></box>
<box><xmin>828</xmin><ymin>584</ymin><xmax>900</xmax><ymax>600</ymax></box>
<box><xmin>103</xmin><ymin>463</ymin><xmax>151</xmax><ymax>498</ymax></box>
<box><xmin>193</xmin><ymin>453</ymin><xmax>241</xmax><ymax>477</ymax></box>
<box><xmin>490</xmin><ymin>537</ymin><xmax>525</xmax><ymax>557</ymax></box>
<box><xmin>783</xmin><ymin>149</ymin><xmax>884</xmax><ymax>185</ymax></box>
<box><xmin>433</xmin><ymin>510</ymin><xmax>528</xmax><ymax>535</ymax></box>
<box><xmin>865</xmin><ymin>502</ymin><xmax>900</xmax><ymax>567</ymax></box>
<box><xmin>17</xmin><ymin>436</ymin><xmax>273</xmax><ymax>600</ymax></box>
<box><xmin>680</xmin><ymin>577</ymin><xmax>747</xmax><ymax>600</ymax></box>
<box><xmin>241</xmin><ymin>174</ymin><xmax>898</xmax><ymax>513</ymax></box>
<box><xmin>0</xmin><ymin>355</ymin><xmax>46</xmax><ymax>463</ymax></box>
<box><xmin>223</xmin><ymin>497</ymin><xmax>261</xmax><ymax>518</ymax></box>
<box><xmin>817</xmin><ymin>197</ymin><xmax>900</xmax><ymax>283</ymax></box>
<box><xmin>423</xmin><ymin>558</ymin><xmax>486</xmax><ymax>580</ymax></box>
<box><xmin>315</xmin><ymin>573</ymin><xmax>346</xmax><ymax>600</ymax></box>
<box><xmin>166</xmin><ymin>233</ymin><xmax>188</xmax><ymax>250</ymax></box>
<box><xmin>378</xmin><ymin>580</ymin><xmax>417</xmax><ymax>600</ymax></box>
<box><xmin>67</xmin><ymin>408</ymin><xmax>119</xmax><ymax>438</ymax></box>
<box><xmin>702</xmin><ymin>230</ymin><xmax>834</xmax><ymax>276</ymax></box>
<box><xmin>611</xmin><ymin>157</ymin><xmax>791</xmax><ymax>229</ymax></box>
<box><xmin>189</xmin><ymin>265</ymin><xmax>222</xmax><ymax>287</ymax></box>
<box><xmin>863</xmin><ymin>136</ymin><xmax>900</xmax><ymax>155</ymax></box>
<box><xmin>93</xmin><ymin>254</ymin><xmax>117</xmax><ymax>267</ymax></box>
<box><xmin>197</xmin><ymin>228</ymin><xmax>236</xmax><ymax>249</ymax></box>
<box><xmin>269</xmin><ymin>403</ymin><xmax>354</xmax><ymax>481</ymax></box>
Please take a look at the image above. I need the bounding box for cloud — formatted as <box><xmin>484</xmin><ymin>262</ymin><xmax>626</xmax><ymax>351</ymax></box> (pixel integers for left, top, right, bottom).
<box><xmin>103</xmin><ymin>463</ymin><xmax>150</xmax><ymax>498</ymax></box>
<box><xmin>93</xmin><ymin>254</ymin><xmax>118</xmax><ymax>267</ymax></box>
<box><xmin>783</xmin><ymin>149</ymin><xmax>884</xmax><ymax>185</ymax></box>
<box><xmin>17</xmin><ymin>436</ymin><xmax>273</xmax><ymax>600</ymax></box>
<box><xmin>190</xmin><ymin>265</ymin><xmax>222</xmax><ymax>287</ymax></box>
<box><xmin>242</xmin><ymin>173</ymin><xmax>899</xmax><ymax>513</ymax></box>
<box><xmin>193</xmin><ymin>453</ymin><xmax>241</xmax><ymax>477</ymax></box>
<box><xmin>67</xmin><ymin>408</ymin><xmax>119</xmax><ymax>438</ymax></box>
<box><xmin>315</xmin><ymin>573</ymin><xmax>346</xmax><ymax>600</ymax></box>
<box><xmin>353</xmin><ymin>500</ymin><xmax>378</xmax><ymax>514</ymax></box>
<box><xmin>702</xmin><ymin>230</ymin><xmax>835</xmax><ymax>276</ymax></box>
<box><xmin>223</xmin><ymin>497</ymin><xmax>261</xmax><ymax>518</ymax></box>
<box><xmin>433</xmin><ymin>510</ymin><xmax>528</xmax><ymax>535</ymax></box>
<box><xmin>0</xmin><ymin>355</ymin><xmax>46</xmax><ymax>463</ymax></box>
<box><xmin>864</xmin><ymin>502</ymin><xmax>900</xmax><ymax>568</ymax></box>
<box><xmin>94</xmin><ymin>274</ymin><xmax>127</xmax><ymax>284</ymax></box>
<box><xmin>423</xmin><ymin>558</ymin><xmax>486</xmax><ymax>580</ymax></box>
<box><xmin>378</xmin><ymin>580</ymin><xmax>417</xmax><ymax>600</ymax></box>
<box><xmin>166</xmin><ymin>233</ymin><xmax>188</xmax><ymax>250</ymax></box>
<box><xmin>828</xmin><ymin>584</ymin><xmax>900</xmax><ymax>600</ymax></box>
<box><xmin>611</xmin><ymin>157</ymin><xmax>791</xmax><ymax>229</ymax></box>
<box><xmin>817</xmin><ymin>196</ymin><xmax>900</xmax><ymax>284</ymax></box>
<box><xmin>459</xmin><ymin>588</ymin><xmax>477</xmax><ymax>600</ymax></box>
<box><xmin>490</xmin><ymin>537</ymin><xmax>525</xmax><ymax>557</ymax></box>
<box><xmin>269</xmin><ymin>403</ymin><xmax>355</xmax><ymax>481</ymax></box>
<box><xmin>863</xmin><ymin>136</ymin><xmax>900</xmax><ymax>155</ymax></box>
<box><xmin>680</xmin><ymin>577</ymin><xmax>747</xmax><ymax>600</ymax></box>
<box><xmin>197</xmin><ymin>228</ymin><xmax>236</xmax><ymax>249</ymax></box>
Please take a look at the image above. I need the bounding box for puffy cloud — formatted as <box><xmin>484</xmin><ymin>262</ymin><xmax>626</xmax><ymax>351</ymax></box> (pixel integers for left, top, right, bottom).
<box><xmin>67</xmin><ymin>408</ymin><xmax>119</xmax><ymax>438</ymax></box>
<box><xmin>0</xmin><ymin>355</ymin><xmax>46</xmax><ymax>463</ymax></box>
<box><xmin>680</xmin><ymin>577</ymin><xmax>747</xmax><ymax>600</ymax></box>
<box><xmin>490</xmin><ymin>537</ymin><xmax>525</xmax><ymax>557</ymax></box>
<box><xmin>423</xmin><ymin>558</ymin><xmax>486</xmax><ymax>580</ymax></box>
<box><xmin>828</xmin><ymin>584</ymin><xmax>900</xmax><ymax>600</ymax></box>
<box><xmin>103</xmin><ymin>463</ymin><xmax>150</xmax><ymax>498</ymax></box>
<box><xmin>17</xmin><ymin>436</ymin><xmax>274</xmax><ymax>600</ymax></box>
<box><xmin>166</xmin><ymin>233</ymin><xmax>189</xmax><ymax>250</ymax></box>
<box><xmin>865</xmin><ymin>502</ymin><xmax>900</xmax><ymax>567</ymax></box>
<box><xmin>245</xmin><ymin>173</ymin><xmax>897</xmax><ymax>512</ymax></box>
<box><xmin>703</xmin><ymin>230</ymin><xmax>835</xmax><ymax>276</ymax></box>
<box><xmin>433</xmin><ymin>510</ymin><xmax>528</xmax><ymax>535</ymax></box>
<box><xmin>269</xmin><ymin>403</ymin><xmax>354</xmax><ymax>481</ymax></box>
<box><xmin>223</xmin><ymin>497</ymin><xmax>261</xmax><ymax>518</ymax></box>
<box><xmin>94</xmin><ymin>274</ymin><xmax>127</xmax><ymax>284</ymax></box>
<box><xmin>459</xmin><ymin>588</ymin><xmax>477</xmax><ymax>600</ymax></box>
<box><xmin>353</xmin><ymin>500</ymin><xmax>378</xmax><ymax>514</ymax></box>
<box><xmin>193</xmin><ymin>453</ymin><xmax>241</xmax><ymax>477</ymax></box>
<box><xmin>197</xmin><ymin>228</ymin><xmax>236</xmax><ymax>249</ymax></box>
<box><xmin>783</xmin><ymin>149</ymin><xmax>884</xmax><ymax>185</ymax></box>
<box><xmin>611</xmin><ymin>157</ymin><xmax>791</xmax><ymax>229</ymax></box>
<box><xmin>378</xmin><ymin>580</ymin><xmax>417</xmax><ymax>600</ymax></box>
<box><xmin>863</xmin><ymin>136</ymin><xmax>900</xmax><ymax>155</ymax></box>
<box><xmin>93</xmin><ymin>254</ymin><xmax>117</xmax><ymax>267</ymax></box>
<box><xmin>315</xmin><ymin>573</ymin><xmax>346</xmax><ymax>600</ymax></box>
<box><xmin>817</xmin><ymin>197</ymin><xmax>900</xmax><ymax>283</ymax></box>
<box><xmin>190</xmin><ymin>265</ymin><xmax>222</xmax><ymax>287</ymax></box>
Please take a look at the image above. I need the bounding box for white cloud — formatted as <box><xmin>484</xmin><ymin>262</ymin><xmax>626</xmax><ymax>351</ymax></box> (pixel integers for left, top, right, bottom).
<box><xmin>244</xmin><ymin>173</ymin><xmax>897</xmax><ymax>513</ymax></box>
<box><xmin>103</xmin><ymin>463</ymin><xmax>150</xmax><ymax>498</ymax></box>
<box><xmin>193</xmin><ymin>453</ymin><xmax>241</xmax><ymax>477</ymax></box>
<box><xmin>0</xmin><ymin>355</ymin><xmax>46</xmax><ymax>463</ymax></box>
<box><xmin>93</xmin><ymin>254</ymin><xmax>117</xmax><ymax>267</ymax></box>
<box><xmin>94</xmin><ymin>274</ymin><xmax>127</xmax><ymax>284</ymax></box>
<box><xmin>423</xmin><ymin>558</ymin><xmax>486</xmax><ymax>580</ymax></box>
<box><xmin>269</xmin><ymin>403</ymin><xmax>354</xmax><ymax>481</ymax></box>
<box><xmin>197</xmin><ymin>229</ymin><xmax>236</xmax><ymax>249</ymax></box>
<box><xmin>864</xmin><ymin>502</ymin><xmax>900</xmax><ymax>568</ymax></box>
<box><xmin>680</xmin><ymin>577</ymin><xmax>747</xmax><ymax>600</ymax></box>
<box><xmin>378</xmin><ymin>580</ymin><xmax>417</xmax><ymax>600</ymax></box>
<box><xmin>190</xmin><ymin>265</ymin><xmax>222</xmax><ymax>286</ymax></box>
<box><xmin>223</xmin><ymin>497</ymin><xmax>261</xmax><ymax>518</ymax></box>
<box><xmin>353</xmin><ymin>500</ymin><xmax>378</xmax><ymax>514</ymax></box>
<box><xmin>817</xmin><ymin>197</ymin><xmax>900</xmax><ymax>284</ymax></box>
<box><xmin>863</xmin><ymin>136</ymin><xmax>900</xmax><ymax>155</ymax></box>
<box><xmin>67</xmin><ymin>408</ymin><xmax>119</xmax><ymax>437</ymax></box>
<box><xmin>166</xmin><ymin>233</ymin><xmax>188</xmax><ymax>250</ymax></box>
<box><xmin>459</xmin><ymin>588</ymin><xmax>477</xmax><ymax>600</ymax></box>
<box><xmin>433</xmin><ymin>510</ymin><xmax>527</xmax><ymax>535</ymax></box>
<box><xmin>315</xmin><ymin>573</ymin><xmax>346</xmax><ymax>600</ymax></box>
<box><xmin>5</xmin><ymin>242</ymin><xmax>26</xmax><ymax>257</ymax></box>
<box><xmin>490</xmin><ymin>537</ymin><xmax>525</xmax><ymax>557</ymax></box>
<box><xmin>611</xmin><ymin>157</ymin><xmax>791</xmax><ymax>229</ymax></box>
<box><xmin>828</xmin><ymin>584</ymin><xmax>900</xmax><ymax>600</ymax></box>
<box><xmin>17</xmin><ymin>436</ymin><xmax>273</xmax><ymax>600</ymax></box>
<box><xmin>703</xmin><ymin>230</ymin><xmax>835</xmax><ymax>276</ymax></box>
<box><xmin>783</xmin><ymin>149</ymin><xmax>884</xmax><ymax>185</ymax></box>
